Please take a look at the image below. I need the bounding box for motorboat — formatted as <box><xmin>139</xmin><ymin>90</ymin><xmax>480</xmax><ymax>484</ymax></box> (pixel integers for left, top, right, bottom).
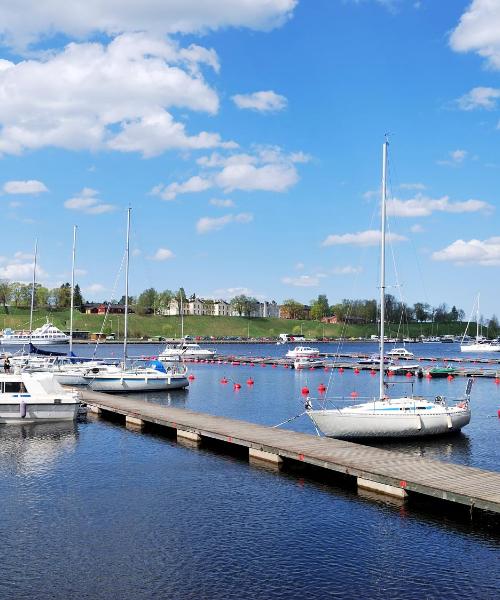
<box><xmin>423</xmin><ymin>366</ymin><xmax>455</xmax><ymax>379</ymax></box>
<box><xmin>159</xmin><ymin>342</ymin><xmax>216</xmax><ymax>360</ymax></box>
<box><xmin>82</xmin><ymin>361</ymin><xmax>189</xmax><ymax>392</ymax></box>
<box><xmin>293</xmin><ymin>356</ymin><xmax>326</xmax><ymax>370</ymax></box>
<box><xmin>306</xmin><ymin>139</ymin><xmax>472</xmax><ymax>439</ymax></box>
<box><xmin>285</xmin><ymin>346</ymin><xmax>320</xmax><ymax>359</ymax></box>
<box><xmin>358</xmin><ymin>353</ymin><xmax>391</xmax><ymax>365</ymax></box>
<box><xmin>0</xmin><ymin>320</ymin><xmax>70</xmax><ymax>346</ymax></box>
<box><xmin>386</xmin><ymin>347</ymin><xmax>414</xmax><ymax>359</ymax></box>
<box><xmin>0</xmin><ymin>371</ymin><xmax>80</xmax><ymax>423</ymax></box>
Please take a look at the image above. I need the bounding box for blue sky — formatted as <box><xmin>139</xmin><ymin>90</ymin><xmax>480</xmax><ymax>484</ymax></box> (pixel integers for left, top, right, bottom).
<box><xmin>0</xmin><ymin>0</ymin><xmax>499</xmax><ymax>317</ymax></box>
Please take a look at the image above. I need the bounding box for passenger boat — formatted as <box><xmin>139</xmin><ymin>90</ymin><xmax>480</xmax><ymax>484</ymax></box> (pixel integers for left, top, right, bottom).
<box><xmin>159</xmin><ymin>342</ymin><xmax>216</xmax><ymax>360</ymax></box>
<box><xmin>306</xmin><ymin>139</ymin><xmax>472</xmax><ymax>439</ymax></box>
<box><xmin>285</xmin><ymin>346</ymin><xmax>320</xmax><ymax>359</ymax></box>
<box><xmin>0</xmin><ymin>320</ymin><xmax>70</xmax><ymax>346</ymax></box>
<box><xmin>0</xmin><ymin>371</ymin><xmax>80</xmax><ymax>423</ymax></box>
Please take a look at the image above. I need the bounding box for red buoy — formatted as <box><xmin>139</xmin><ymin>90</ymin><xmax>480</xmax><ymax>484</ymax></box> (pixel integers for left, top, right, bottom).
<box><xmin>426</xmin><ymin>373</ymin><xmax>432</xmax><ymax>379</ymax></box>
<box><xmin>261</xmin><ymin>363</ymin><xmax>266</xmax><ymax>367</ymax></box>
<box><xmin>272</xmin><ymin>364</ymin><xmax>277</xmax><ymax>368</ymax></box>
<box><xmin>234</xmin><ymin>383</ymin><xmax>241</xmax><ymax>389</ymax></box>
<box><xmin>220</xmin><ymin>378</ymin><xmax>228</xmax><ymax>384</ymax></box>
<box><xmin>188</xmin><ymin>374</ymin><xmax>195</xmax><ymax>381</ymax></box>
<box><xmin>406</xmin><ymin>371</ymin><xmax>413</xmax><ymax>378</ymax></box>
<box><xmin>301</xmin><ymin>387</ymin><xmax>310</xmax><ymax>395</ymax></box>
<box><xmin>350</xmin><ymin>391</ymin><xmax>358</xmax><ymax>398</ymax></box>
<box><xmin>354</xmin><ymin>368</ymin><xmax>360</xmax><ymax>375</ymax></box>
<box><xmin>497</xmin><ymin>409</ymin><xmax>500</xmax><ymax>418</ymax></box>
<box><xmin>318</xmin><ymin>384</ymin><xmax>327</xmax><ymax>393</ymax></box>
<box><xmin>370</xmin><ymin>370</ymin><xmax>376</xmax><ymax>376</ymax></box>
<box><xmin>447</xmin><ymin>375</ymin><xmax>454</xmax><ymax>381</ymax></box>
<box><xmin>324</xmin><ymin>366</ymin><xmax>329</xmax><ymax>372</ymax></box>
<box><xmin>495</xmin><ymin>378</ymin><xmax>500</xmax><ymax>384</ymax></box>
<box><xmin>246</xmin><ymin>378</ymin><xmax>254</xmax><ymax>385</ymax></box>
<box><xmin>339</xmin><ymin>368</ymin><xmax>344</xmax><ymax>374</ymax></box>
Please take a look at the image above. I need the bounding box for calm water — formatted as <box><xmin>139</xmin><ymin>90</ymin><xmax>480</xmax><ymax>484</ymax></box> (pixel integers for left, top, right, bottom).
<box><xmin>0</xmin><ymin>342</ymin><xmax>499</xmax><ymax>599</ymax></box>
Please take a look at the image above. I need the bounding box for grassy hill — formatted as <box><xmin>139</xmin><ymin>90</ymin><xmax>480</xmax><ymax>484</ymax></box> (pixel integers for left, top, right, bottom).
<box><xmin>0</xmin><ymin>308</ymin><xmax>470</xmax><ymax>340</ymax></box>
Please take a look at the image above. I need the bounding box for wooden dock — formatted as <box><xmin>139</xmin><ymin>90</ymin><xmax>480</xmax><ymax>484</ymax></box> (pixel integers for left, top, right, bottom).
<box><xmin>81</xmin><ymin>390</ymin><xmax>500</xmax><ymax>516</ymax></box>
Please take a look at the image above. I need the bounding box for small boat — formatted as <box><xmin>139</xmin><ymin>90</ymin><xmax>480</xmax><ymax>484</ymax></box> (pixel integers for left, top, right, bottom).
<box><xmin>0</xmin><ymin>371</ymin><xmax>80</xmax><ymax>423</ymax></box>
<box><xmin>286</xmin><ymin>346</ymin><xmax>320</xmax><ymax>359</ymax></box>
<box><xmin>424</xmin><ymin>366</ymin><xmax>455</xmax><ymax>378</ymax></box>
<box><xmin>293</xmin><ymin>357</ymin><xmax>326</xmax><ymax>370</ymax></box>
<box><xmin>0</xmin><ymin>320</ymin><xmax>70</xmax><ymax>346</ymax></box>
<box><xmin>159</xmin><ymin>342</ymin><xmax>216</xmax><ymax>360</ymax></box>
<box><xmin>460</xmin><ymin>295</ymin><xmax>500</xmax><ymax>352</ymax></box>
<box><xmin>358</xmin><ymin>353</ymin><xmax>391</xmax><ymax>365</ymax></box>
<box><xmin>386</xmin><ymin>347</ymin><xmax>414</xmax><ymax>359</ymax></box>
<box><xmin>82</xmin><ymin>361</ymin><xmax>189</xmax><ymax>392</ymax></box>
<box><xmin>306</xmin><ymin>139</ymin><xmax>472</xmax><ymax>439</ymax></box>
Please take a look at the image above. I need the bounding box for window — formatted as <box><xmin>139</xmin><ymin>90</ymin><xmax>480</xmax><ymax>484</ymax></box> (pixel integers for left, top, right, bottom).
<box><xmin>3</xmin><ymin>382</ymin><xmax>23</xmax><ymax>393</ymax></box>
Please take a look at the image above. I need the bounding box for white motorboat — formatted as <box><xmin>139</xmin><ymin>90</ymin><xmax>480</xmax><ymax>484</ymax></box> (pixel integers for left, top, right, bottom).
<box><xmin>286</xmin><ymin>346</ymin><xmax>320</xmax><ymax>359</ymax></box>
<box><xmin>82</xmin><ymin>362</ymin><xmax>189</xmax><ymax>392</ymax></box>
<box><xmin>293</xmin><ymin>356</ymin><xmax>326</xmax><ymax>370</ymax></box>
<box><xmin>386</xmin><ymin>347</ymin><xmax>414</xmax><ymax>359</ymax></box>
<box><xmin>306</xmin><ymin>139</ymin><xmax>472</xmax><ymax>439</ymax></box>
<box><xmin>0</xmin><ymin>371</ymin><xmax>80</xmax><ymax>424</ymax></box>
<box><xmin>159</xmin><ymin>342</ymin><xmax>216</xmax><ymax>360</ymax></box>
<box><xmin>0</xmin><ymin>320</ymin><xmax>70</xmax><ymax>346</ymax></box>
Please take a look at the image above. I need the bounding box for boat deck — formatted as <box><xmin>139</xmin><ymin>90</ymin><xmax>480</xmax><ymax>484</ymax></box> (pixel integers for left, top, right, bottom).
<box><xmin>81</xmin><ymin>390</ymin><xmax>500</xmax><ymax>515</ymax></box>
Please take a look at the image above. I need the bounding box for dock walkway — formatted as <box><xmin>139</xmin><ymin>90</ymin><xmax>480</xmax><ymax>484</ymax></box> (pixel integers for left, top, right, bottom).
<box><xmin>81</xmin><ymin>390</ymin><xmax>500</xmax><ymax>515</ymax></box>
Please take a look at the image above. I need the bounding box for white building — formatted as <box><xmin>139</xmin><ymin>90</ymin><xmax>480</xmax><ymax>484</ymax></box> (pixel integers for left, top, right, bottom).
<box><xmin>159</xmin><ymin>295</ymin><xmax>279</xmax><ymax>318</ymax></box>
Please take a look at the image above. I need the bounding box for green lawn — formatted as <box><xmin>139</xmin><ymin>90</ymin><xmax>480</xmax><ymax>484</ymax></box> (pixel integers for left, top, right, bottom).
<box><xmin>0</xmin><ymin>308</ymin><xmax>470</xmax><ymax>339</ymax></box>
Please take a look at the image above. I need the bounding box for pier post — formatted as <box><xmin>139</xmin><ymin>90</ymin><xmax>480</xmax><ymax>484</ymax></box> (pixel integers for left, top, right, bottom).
<box><xmin>177</xmin><ymin>429</ymin><xmax>201</xmax><ymax>443</ymax></box>
<box><xmin>249</xmin><ymin>448</ymin><xmax>283</xmax><ymax>465</ymax></box>
<box><xmin>126</xmin><ymin>415</ymin><xmax>144</xmax><ymax>428</ymax></box>
<box><xmin>357</xmin><ymin>477</ymin><xmax>408</xmax><ymax>499</ymax></box>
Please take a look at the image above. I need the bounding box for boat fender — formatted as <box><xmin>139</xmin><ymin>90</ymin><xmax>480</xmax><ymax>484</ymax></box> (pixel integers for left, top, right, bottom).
<box><xmin>19</xmin><ymin>399</ymin><xmax>27</xmax><ymax>418</ymax></box>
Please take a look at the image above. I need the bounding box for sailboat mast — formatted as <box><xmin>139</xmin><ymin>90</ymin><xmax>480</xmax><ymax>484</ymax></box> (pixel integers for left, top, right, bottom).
<box><xmin>477</xmin><ymin>293</ymin><xmax>480</xmax><ymax>339</ymax></box>
<box><xmin>69</xmin><ymin>225</ymin><xmax>77</xmax><ymax>354</ymax></box>
<box><xmin>29</xmin><ymin>239</ymin><xmax>38</xmax><ymax>343</ymax></box>
<box><xmin>180</xmin><ymin>294</ymin><xmax>184</xmax><ymax>339</ymax></box>
<box><xmin>379</xmin><ymin>139</ymin><xmax>388</xmax><ymax>400</ymax></box>
<box><xmin>123</xmin><ymin>208</ymin><xmax>131</xmax><ymax>362</ymax></box>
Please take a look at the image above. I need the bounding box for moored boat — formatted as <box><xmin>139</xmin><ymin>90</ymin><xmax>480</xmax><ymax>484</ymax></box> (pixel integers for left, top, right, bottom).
<box><xmin>286</xmin><ymin>346</ymin><xmax>320</xmax><ymax>359</ymax></box>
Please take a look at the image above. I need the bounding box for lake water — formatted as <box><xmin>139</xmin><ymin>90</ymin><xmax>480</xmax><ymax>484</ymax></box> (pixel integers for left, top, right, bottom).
<box><xmin>1</xmin><ymin>342</ymin><xmax>499</xmax><ymax>599</ymax></box>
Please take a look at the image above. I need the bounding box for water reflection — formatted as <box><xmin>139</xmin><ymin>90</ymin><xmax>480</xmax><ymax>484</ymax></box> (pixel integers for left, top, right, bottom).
<box><xmin>0</xmin><ymin>422</ymin><xmax>78</xmax><ymax>476</ymax></box>
<box><xmin>367</xmin><ymin>432</ymin><xmax>472</xmax><ymax>463</ymax></box>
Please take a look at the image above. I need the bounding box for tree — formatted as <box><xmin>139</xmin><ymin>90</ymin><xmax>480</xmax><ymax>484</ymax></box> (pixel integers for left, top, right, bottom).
<box><xmin>0</xmin><ymin>279</ymin><xmax>10</xmax><ymax>312</ymax></box>
<box><xmin>55</xmin><ymin>283</ymin><xmax>72</xmax><ymax>309</ymax></box>
<box><xmin>413</xmin><ymin>302</ymin><xmax>430</xmax><ymax>322</ymax></box>
<box><xmin>310</xmin><ymin>294</ymin><xmax>330</xmax><ymax>320</ymax></box>
<box><xmin>35</xmin><ymin>285</ymin><xmax>49</xmax><ymax>308</ymax></box>
<box><xmin>136</xmin><ymin>288</ymin><xmax>158</xmax><ymax>314</ymax></box>
<box><xmin>450</xmin><ymin>305</ymin><xmax>459</xmax><ymax>322</ymax></box>
<box><xmin>10</xmin><ymin>282</ymin><xmax>28</xmax><ymax>307</ymax></box>
<box><xmin>487</xmin><ymin>315</ymin><xmax>499</xmax><ymax>338</ymax></box>
<box><xmin>157</xmin><ymin>289</ymin><xmax>174</xmax><ymax>313</ymax></box>
<box><xmin>281</xmin><ymin>299</ymin><xmax>304</xmax><ymax>320</ymax></box>
<box><xmin>230</xmin><ymin>294</ymin><xmax>250</xmax><ymax>316</ymax></box>
<box><xmin>74</xmin><ymin>284</ymin><xmax>84</xmax><ymax>310</ymax></box>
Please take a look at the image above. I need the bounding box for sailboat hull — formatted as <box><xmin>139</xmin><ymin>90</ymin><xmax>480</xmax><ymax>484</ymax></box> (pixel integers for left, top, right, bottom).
<box><xmin>84</xmin><ymin>375</ymin><xmax>189</xmax><ymax>392</ymax></box>
<box><xmin>308</xmin><ymin>408</ymin><xmax>471</xmax><ymax>439</ymax></box>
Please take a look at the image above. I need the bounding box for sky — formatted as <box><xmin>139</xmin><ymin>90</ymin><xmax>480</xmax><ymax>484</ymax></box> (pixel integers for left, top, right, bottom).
<box><xmin>0</xmin><ymin>0</ymin><xmax>499</xmax><ymax>317</ymax></box>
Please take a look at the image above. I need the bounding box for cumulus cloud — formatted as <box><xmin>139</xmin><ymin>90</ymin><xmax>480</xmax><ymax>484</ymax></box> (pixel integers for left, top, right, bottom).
<box><xmin>457</xmin><ymin>86</ymin><xmax>500</xmax><ymax>110</ymax></box>
<box><xmin>387</xmin><ymin>194</ymin><xmax>493</xmax><ymax>217</ymax></box>
<box><xmin>196</xmin><ymin>212</ymin><xmax>253</xmax><ymax>234</ymax></box>
<box><xmin>410</xmin><ymin>224</ymin><xmax>424</xmax><ymax>233</ymax></box>
<box><xmin>399</xmin><ymin>182</ymin><xmax>426</xmax><ymax>191</ymax></box>
<box><xmin>0</xmin><ymin>33</ymin><xmax>236</xmax><ymax>157</ymax></box>
<box><xmin>150</xmin><ymin>248</ymin><xmax>175</xmax><ymax>261</ymax></box>
<box><xmin>210</xmin><ymin>198</ymin><xmax>235</xmax><ymax>207</ymax></box>
<box><xmin>85</xmin><ymin>283</ymin><xmax>106</xmax><ymax>295</ymax></box>
<box><xmin>232</xmin><ymin>90</ymin><xmax>288</xmax><ymax>112</ymax></box>
<box><xmin>450</xmin><ymin>0</ymin><xmax>500</xmax><ymax>69</ymax></box>
<box><xmin>0</xmin><ymin>0</ymin><xmax>297</xmax><ymax>50</ymax></box>
<box><xmin>153</xmin><ymin>176</ymin><xmax>213</xmax><ymax>201</ymax></box>
<box><xmin>3</xmin><ymin>179</ymin><xmax>48</xmax><ymax>194</ymax></box>
<box><xmin>437</xmin><ymin>149</ymin><xmax>468</xmax><ymax>167</ymax></box>
<box><xmin>281</xmin><ymin>275</ymin><xmax>320</xmax><ymax>287</ymax></box>
<box><xmin>0</xmin><ymin>250</ymin><xmax>47</xmax><ymax>281</ymax></box>
<box><xmin>158</xmin><ymin>146</ymin><xmax>306</xmax><ymax>200</ymax></box>
<box><xmin>64</xmin><ymin>188</ymin><xmax>116</xmax><ymax>214</ymax></box>
<box><xmin>331</xmin><ymin>265</ymin><xmax>362</xmax><ymax>275</ymax></box>
<box><xmin>432</xmin><ymin>237</ymin><xmax>500</xmax><ymax>266</ymax></box>
<box><xmin>322</xmin><ymin>230</ymin><xmax>407</xmax><ymax>247</ymax></box>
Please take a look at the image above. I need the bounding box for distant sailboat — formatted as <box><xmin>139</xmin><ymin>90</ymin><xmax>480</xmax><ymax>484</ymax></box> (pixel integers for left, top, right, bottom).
<box><xmin>460</xmin><ymin>294</ymin><xmax>500</xmax><ymax>353</ymax></box>
<box><xmin>306</xmin><ymin>139</ymin><xmax>472</xmax><ymax>439</ymax></box>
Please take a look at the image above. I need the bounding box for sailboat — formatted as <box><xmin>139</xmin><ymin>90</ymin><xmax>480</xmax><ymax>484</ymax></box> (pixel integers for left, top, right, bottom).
<box><xmin>460</xmin><ymin>294</ymin><xmax>500</xmax><ymax>352</ymax></box>
<box><xmin>82</xmin><ymin>208</ymin><xmax>189</xmax><ymax>392</ymax></box>
<box><xmin>306</xmin><ymin>139</ymin><xmax>472</xmax><ymax>439</ymax></box>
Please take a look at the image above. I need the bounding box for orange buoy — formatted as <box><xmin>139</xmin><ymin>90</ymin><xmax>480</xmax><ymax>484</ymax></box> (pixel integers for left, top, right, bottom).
<box><xmin>301</xmin><ymin>387</ymin><xmax>310</xmax><ymax>395</ymax></box>
<box><xmin>246</xmin><ymin>378</ymin><xmax>254</xmax><ymax>385</ymax></box>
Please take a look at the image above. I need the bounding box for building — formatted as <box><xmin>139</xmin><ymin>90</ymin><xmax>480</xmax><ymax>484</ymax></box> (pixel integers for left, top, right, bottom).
<box><xmin>321</xmin><ymin>315</ymin><xmax>338</xmax><ymax>324</ymax></box>
<box><xmin>279</xmin><ymin>304</ymin><xmax>311</xmax><ymax>320</ymax></box>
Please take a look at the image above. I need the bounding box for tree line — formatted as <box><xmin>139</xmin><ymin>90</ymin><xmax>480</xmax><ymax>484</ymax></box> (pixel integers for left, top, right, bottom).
<box><xmin>0</xmin><ymin>280</ymin><xmax>84</xmax><ymax>312</ymax></box>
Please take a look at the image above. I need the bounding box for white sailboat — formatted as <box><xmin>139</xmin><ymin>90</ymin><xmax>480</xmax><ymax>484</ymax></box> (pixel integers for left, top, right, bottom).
<box><xmin>82</xmin><ymin>209</ymin><xmax>189</xmax><ymax>393</ymax></box>
<box><xmin>460</xmin><ymin>295</ymin><xmax>500</xmax><ymax>352</ymax></box>
<box><xmin>306</xmin><ymin>139</ymin><xmax>472</xmax><ymax>439</ymax></box>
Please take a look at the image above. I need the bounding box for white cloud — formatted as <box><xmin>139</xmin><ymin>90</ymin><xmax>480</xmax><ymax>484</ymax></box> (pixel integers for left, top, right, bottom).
<box><xmin>387</xmin><ymin>194</ymin><xmax>493</xmax><ymax>217</ymax></box>
<box><xmin>210</xmin><ymin>198</ymin><xmax>235</xmax><ymax>208</ymax></box>
<box><xmin>0</xmin><ymin>250</ymin><xmax>47</xmax><ymax>281</ymax></box>
<box><xmin>457</xmin><ymin>86</ymin><xmax>500</xmax><ymax>110</ymax></box>
<box><xmin>450</xmin><ymin>0</ymin><xmax>500</xmax><ymax>69</ymax></box>
<box><xmin>281</xmin><ymin>275</ymin><xmax>320</xmax><ymax>287</ymax></box>
<box><xmin>232</xmin><ymin>90</ymin><xmax>287</xmax><ymax>113</ymax></box>
<box><xmin>3</xmin><ymin>179</ymin><xmax>48</xmax><ymax>194</ymax></box>
<box><xmin>295</xmin><ymin>262</ymin><xmax>305</xmax><ymax>271</ymax></box>
<box><xmin>437</xmin><ymin>149</ymin><xmax>468</xmax><ymax>167</ymax></box>
<box><xmin>410</xmin><ymin>224</ymin><xmax>424</xmax><ymax>233</ymax></box>
<box><xmin>153</xmin><ymin>176</ymin><xmax>213</xmax><ymax>201</ymax></box>
<box><xmin>160</xmin><ymin>146</ymin><xmax>306</xmax><ymax>199</ymax></box>
<box><xmin>150</xmin><ymin>248</ymin><xmax>175</xmax><ymax>261</ymax></box>
<box><xmin>85</xmin><ymin>283</ymin><xmax>106</xmax><ymax>295</ymax></box>
<box><xmin>0</xmin><ymin>33</ymin><xmax>234</xmax><ymax>157</ymax></box>
<box><xmin>0</xmin><ymin>1</ymin><xmax>297</xmax><ymax>50</ymax></box>
<box><xmin>196</xmin><ymin>212</ymin><xmax>253</xmax><ymax>234</ymax></box>
<box><xmin>432</xmin><ymin>237</ymin><xmax>500</xmax><ymax>266</ymax></box>
<box><xmin>64</xmin><ymin>188</ymin><xmax>116</xmax><ymax>215</ymax></box>
<box><xmin>322</xmin><ymin>230</ymin><xmax>407</xmax><ymax>247</ymax></box>
<box><xmin>331</xmin><ymin>265</ymin><xmax>362</xmax><ymax>275</ymax></box>
<box><xmin>399</xmin><ymin>182</ymin><xmax>426</xmax><ymax>191</ymax></box>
